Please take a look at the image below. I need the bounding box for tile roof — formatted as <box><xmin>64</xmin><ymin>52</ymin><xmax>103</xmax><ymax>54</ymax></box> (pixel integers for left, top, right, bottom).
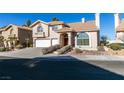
<box><xmin>5</xmin><ymin>24</ymin><xmax>32</xmax><ymax>31</ymax></box>
<box><xmin>30</xmin><ymin>20</ymin><xmax>48</xmax><ymax>27</ymax></box>
<box><xmin>18</xmin><ymin>26</ymin><xmax>32</xmax><ymax>30</ymax></box>
<box><xmin>68</xmin><ymin>20</ymin><xmax>99</xmax><ymax>32</ymax></box>
<box><xmin>56</xmin><ymin>20</ymin><xmax>99</xmax><ymax>33</ymax></box>
<box><xmin>116</xmin><ymin>20</ymin><xmax>124</xmax><ymax>32</ymax></box>
<box><xmin>0</xmin><ymin>28</ymin><xmax>5</xmax><ymax>31</ymax></box>
<box><xmin>48</xmin><ymin>21</ymin><xmax>64</xmax><ymax>26</ymax></box>
<box><xmin>56</xmin><ymin>27</ymin><xmax>74</xmax><ymax>33</ymax></box>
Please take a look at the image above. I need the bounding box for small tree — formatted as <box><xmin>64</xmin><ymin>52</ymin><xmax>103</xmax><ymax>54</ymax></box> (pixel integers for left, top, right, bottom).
<box><xmin>52</xmin><ymin>17</ymin><xmax>60</xmax><ymax>21</ymax></box>
<box><xmin>23</xmin><ymin>19</ymin><xmax>32</xmax><ymax>27</ymax></box>
<box><xmin>100</xmin><ymin>35</ymin><xmax>108</xmax><ymax>45</ymax></box>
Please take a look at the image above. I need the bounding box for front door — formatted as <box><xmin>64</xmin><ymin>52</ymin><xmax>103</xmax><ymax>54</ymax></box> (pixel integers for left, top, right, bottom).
<box><xmin>63</xmin><ymin>34</ymin><xmax>68</xmax><ymax>46</ymax></box>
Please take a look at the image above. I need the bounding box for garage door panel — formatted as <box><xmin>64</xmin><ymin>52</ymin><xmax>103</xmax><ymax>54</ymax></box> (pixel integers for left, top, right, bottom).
<box><xmin>36</xmin><ymin>40</ymin><xmax>51</xmax><ymax>47</ymax></box>
<box><xmin>52</xmin><ymin>39</ymin><xmax>59</xmax><ymax>46</ymax></box>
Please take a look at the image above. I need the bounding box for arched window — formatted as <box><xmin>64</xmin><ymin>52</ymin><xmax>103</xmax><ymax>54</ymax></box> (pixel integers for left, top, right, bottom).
<box><xmin>10</xmin><ymin>29</ymin><xmax>13</xmax><ymax>35</ymax></box>
<box><xmin>77</xmin><ymin>32</ymin><xmax>89</xmax><ymax>45</ymax></box>
<box><xmin>37</xmin><ymin>26</ymin><xmax>43</xmax><ymax>32</ymax></box>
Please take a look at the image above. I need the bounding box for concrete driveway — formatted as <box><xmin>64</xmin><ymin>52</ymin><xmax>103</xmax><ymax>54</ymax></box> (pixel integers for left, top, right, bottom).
<box><xmin>0</xmin><ymin>48</ymin><xmax>43</xmax><ymax>58</ymax></box>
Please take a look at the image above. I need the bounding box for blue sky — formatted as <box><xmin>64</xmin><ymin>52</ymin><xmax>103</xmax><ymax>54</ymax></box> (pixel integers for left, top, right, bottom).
<box><xmin>0</xmin><ymin>13</ymin><xmax>124</xmax><ymax>40</ymax></box>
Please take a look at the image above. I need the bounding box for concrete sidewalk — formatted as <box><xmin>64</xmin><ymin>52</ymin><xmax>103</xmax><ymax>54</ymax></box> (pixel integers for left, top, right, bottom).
<box><xmin>71</xmin><ymin>55</ymin><xmax>124</xmax><ymax>61</ymax></box>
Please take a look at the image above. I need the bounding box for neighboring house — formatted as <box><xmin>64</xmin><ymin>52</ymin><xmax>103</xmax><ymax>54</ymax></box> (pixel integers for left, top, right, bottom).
<box><xmin>0</xmin><ymin>29</ymin><xmax>3</xmax><ymax>36</ymax></box>
<box><xmin>31</xmin><ymin>14</ymin><xmax>100</xmax><ymax>50</ymax></box>
<box><xmin>0</xmin><ymin>24</ymin><xmax>32</xmax><ymax>48</ymax></box>
<box><xmin>115</xmin><ymin>13</ymin><xmax>124</xmax><ymax>42</ymax></box>
<box><xmin>0</xmin><ymin>29</ymin><xmax>4</xmax><ymax>47</ymax></box>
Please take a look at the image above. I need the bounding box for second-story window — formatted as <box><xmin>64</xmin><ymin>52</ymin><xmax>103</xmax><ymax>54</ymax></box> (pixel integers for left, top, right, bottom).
<box><xmin>52</xmin><ymin>25</ymin><xmax>58</xmax><ymax>30</ymax></box>
<box><xmin>37</xmin><ymin>26</ymin><xmax>43</xmax><ymax>32</ymax></box>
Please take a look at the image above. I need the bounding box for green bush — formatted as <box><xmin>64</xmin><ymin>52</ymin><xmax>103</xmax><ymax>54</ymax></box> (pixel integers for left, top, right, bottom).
<box><xmin>109</xmin><ymin>43</ymin><xmax>121</xmax><ymax>50</ymax></box>
<box><xmin>0</xmin><ymin>47</ymin><xmax>6</xmax><ymax>52</ymax></box>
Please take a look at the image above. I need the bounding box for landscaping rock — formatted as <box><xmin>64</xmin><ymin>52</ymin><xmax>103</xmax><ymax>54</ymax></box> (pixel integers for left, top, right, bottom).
<box><xmin>41</xmin><ymin>45</ymin><xmax>60</xmax><ymax>55</ymax></box>
<box><xmin>54</xmin><ymin>45</ymin><xmax>72</xmax><ymax>55</ymax></box>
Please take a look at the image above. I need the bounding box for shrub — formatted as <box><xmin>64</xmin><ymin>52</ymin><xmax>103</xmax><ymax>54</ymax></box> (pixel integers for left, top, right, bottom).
<box><xmin>0</xmin><ymin>47</ymin><xmax>6</xmax><ymax>52</ymax></box>
<box><xmin>109</xmin><ymin>43</ymin><xmax>121</xmax><ymax>50</ymax></box>
<box><xmin>5</xmin><ymin>48</ymin><xmax>10</xmax><ymax>51</ymax></box>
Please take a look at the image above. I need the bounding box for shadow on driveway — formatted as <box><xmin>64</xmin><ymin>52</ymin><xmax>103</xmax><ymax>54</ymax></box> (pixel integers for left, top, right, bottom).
<box><xmin>0</xmin><ymin>56</ymin><xmax>124</xmax><ymax>80</ymax></box>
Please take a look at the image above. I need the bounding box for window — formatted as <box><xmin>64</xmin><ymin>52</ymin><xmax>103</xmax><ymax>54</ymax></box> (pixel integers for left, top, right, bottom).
<box><xmin>37</xmin><ymin>26</ymin><xmax>43</xmax><ymax>32</ymax></box>
<box><xmin>52</xmin><ymin>25</ymin><xmax>58</xmax><ymax>30</ymax></box>
<box><xmin>77</xmin><ymin>32</ymin><xmax>89</xmax><ymax>45</ymax></box>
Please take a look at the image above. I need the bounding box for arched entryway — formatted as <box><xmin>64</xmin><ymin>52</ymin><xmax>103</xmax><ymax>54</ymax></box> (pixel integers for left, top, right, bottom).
<box><xmin>63</xmin><ymin>34</ymin><xmax>68</xmax><ymax>46</ymax></box>
<box><xmin>60</xmin><ymin>33</ymin><xmax>68</xmax><ymax>47</ymax></box>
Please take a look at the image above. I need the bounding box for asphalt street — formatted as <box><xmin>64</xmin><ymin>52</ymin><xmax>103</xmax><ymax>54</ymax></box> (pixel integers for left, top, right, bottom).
<box><xmin>0</xmin><ymin>56</ymin><xmax>124</xmax><ymax>80</ymax></box>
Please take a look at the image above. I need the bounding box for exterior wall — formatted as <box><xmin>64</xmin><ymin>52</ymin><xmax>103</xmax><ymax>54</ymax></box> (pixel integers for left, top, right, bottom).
<box><xmin>32</xmin><ymin>23</ymin><xmax>62</xmax><ymax>47</ymax></box>
<box><xmin>116</xmin><ymin>32</ymin><xmax>124</xmax><ymax>41</ymax></box>
<box><xmin>75</xmin><ymin>31</ymin><xmax>98</xmax><ymax>50</ymax></box>
<box><xmin>18</xmin><ymin>29</ymin><xmax>32</xmax><ymax>45</ymax></box>
<box><xmin>2</xmin><ymin>25</ymin><xmax>18</xmax><ymax>40</ymax></box>
<box><xmin>32</xmin><ymin>22</ymin><xmax>49</xmax><ymax>46</ymax></box>
<box><xmin>49</xmin><ymin>25</ymin><xmax>62</xmax><ymax>41</ymax></box>
<box><xmin>32</xmin><ymin>22</ymin><xmax>49</xmax><ymax>38</ymax></box>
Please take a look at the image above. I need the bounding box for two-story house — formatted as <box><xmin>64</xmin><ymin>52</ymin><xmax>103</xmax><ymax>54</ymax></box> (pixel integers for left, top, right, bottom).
<box><xmin>1</xmin><ymin>24</ymin><xmax>32</xmax><ymax>48</ymax></box>
<box><xmin>31</xmin><ymin>13</ymin><xmax>100</xmax><ymax>50</ymax></box>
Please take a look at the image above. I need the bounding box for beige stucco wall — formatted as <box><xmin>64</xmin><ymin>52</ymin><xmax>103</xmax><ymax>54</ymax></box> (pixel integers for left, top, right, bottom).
<box><xmin>32</xmin><ymin>23</ymin><xmax>62</xmax><ymax>47</ymax></box>
<box><xmin>32</xmin><ymin>22</ymin><xmax>49</xmax><ymax>38</ymax></box>
<box><xmin>49</xmin><ymin>25</ymin><xmax>62</xmax><ymax>39</ymax></box>
<box><xmin>2</xmin><ymin>25</ymin><xmax>32</xmax><ymax>47</ymax></box>
<box><xmin>116</xmin><ymin>32</ymin><xmax>124</xmax><ymax>41</ymax></box>
<box><xmin>75</xmin><ymin>31</ymin><xmax>99</xmax><ymax>50</ymax></box>
<box><xmin>2</xmin><ymin>25</ymin><xmax>18</xmax><ymax>40</ymax></box>
<box><xmin>90</xmin><ymin>32</ymin><xmax>99</xmax><ymax>50</ymax></box>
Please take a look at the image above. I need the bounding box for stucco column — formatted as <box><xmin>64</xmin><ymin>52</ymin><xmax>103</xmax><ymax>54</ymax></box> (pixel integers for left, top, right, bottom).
<box><xmin>8</xmin><ymin>41</ymin><xmax>11</xmax><ymax>49</ymax></box>
<box><xmin>59</xmin><ymin>33</ymin><xmax>63</xmax><ymax>47</ymax></box>
<box><xmin>67</xmin><ymin>33</ymin><xmax>72</xmax><ymax>45</ymax></box>
<box><xmin>4</xmin><ymin>41</ymin><xmax>7</xmax><ymax>48</ymax></box>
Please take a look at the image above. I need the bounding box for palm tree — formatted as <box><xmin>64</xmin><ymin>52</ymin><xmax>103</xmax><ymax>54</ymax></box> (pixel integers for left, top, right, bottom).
<box><xmin>52</xmin><ymin>17</ymin><xmax>60</xmax><ymax>21</ymax></box>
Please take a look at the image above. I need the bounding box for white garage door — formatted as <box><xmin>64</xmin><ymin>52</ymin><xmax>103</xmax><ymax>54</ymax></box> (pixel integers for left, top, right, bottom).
<box><xmin>52</xmin><ymin>39</ymin><xmax>59</xmax><ymax>46</ymax></box>
<box><xmin>36</xmin><ymin>39</ymin><xmax>51</xmax><ymax>47</ymax></box>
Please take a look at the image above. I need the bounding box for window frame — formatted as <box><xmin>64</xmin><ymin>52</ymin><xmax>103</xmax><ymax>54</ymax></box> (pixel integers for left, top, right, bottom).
<box><xmin>52</xmin><ymin>25</ymin><xmax>58</xmax><ymax>30</ymax></box>
<box><xmin>37</xmin><ymin>25</ymin><xmax>43</xmax><ymax>32</ymax></box>
<box><xmin>77</xmin><ymin>32</ymin><xmax>89</xmax><ymax>46</ymax></box>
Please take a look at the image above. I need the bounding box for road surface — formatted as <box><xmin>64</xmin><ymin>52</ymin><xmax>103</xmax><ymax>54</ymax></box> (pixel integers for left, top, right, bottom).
<box><xmin>0</xmin><ymin>56</ymin><xmax>124</xmax><ymax>80</ymax></box>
